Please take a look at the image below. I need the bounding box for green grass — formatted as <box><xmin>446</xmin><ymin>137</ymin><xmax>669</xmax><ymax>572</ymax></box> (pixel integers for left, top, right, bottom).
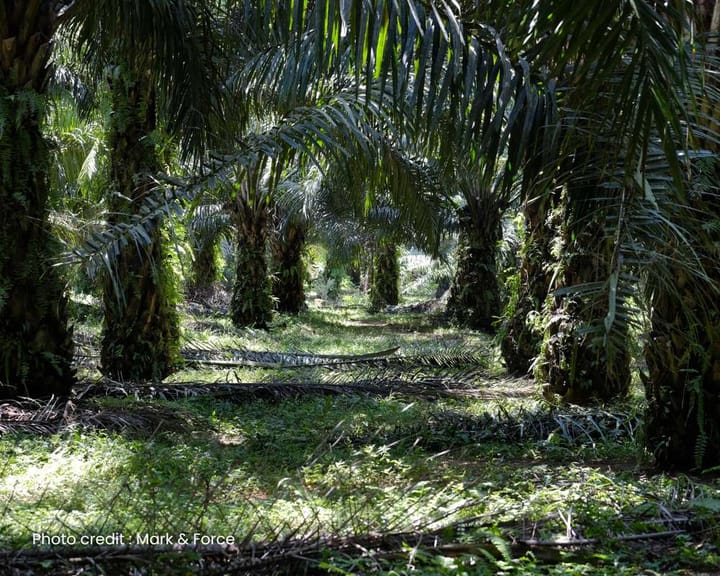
<box><xmin>182</xmin><ymin>303</ymin><xmax>490</xmax><ymax>357</ymax></box>
<box><xmin>1</xmin><ymin>298</ymin><xmax>719</xmax><ymax>574</ymax></box>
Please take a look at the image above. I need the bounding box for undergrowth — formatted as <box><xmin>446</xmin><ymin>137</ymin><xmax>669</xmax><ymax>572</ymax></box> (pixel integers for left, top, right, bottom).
<box><xmin>0</xmin><ymin>301</ymin><xmax>719</xmax><ymax>575</ymax></box>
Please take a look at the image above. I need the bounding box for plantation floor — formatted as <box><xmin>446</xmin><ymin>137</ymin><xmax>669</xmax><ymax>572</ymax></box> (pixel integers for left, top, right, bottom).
<box><xmin>1</xmin><ymin>299</ymin><xmax>719</xmax><ymax>575</ymax></box>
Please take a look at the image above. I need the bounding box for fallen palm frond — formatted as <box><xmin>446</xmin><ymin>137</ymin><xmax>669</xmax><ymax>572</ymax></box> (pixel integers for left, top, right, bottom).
<box><xmin>68</xmin><ymin>379</ymin><xmax>638</xmax><ymax>449</ymax></box>
<box><xmin>73</xmin><ymin>376</ymin><xmax>508</xmax><ymax>403</ymax></box>
<box><xmin>298</xmin><ymin>363</ymin><xmax>500</xmax><ymax>389</ymax></box>
<box><xmin>343</xmin><ymin>404</ymin><xmax>642</xmax><ymax>451</ymax></box>
<box><xmin>0</xmin><ymin>510</ymin><xmax>699</xmax><ymax>576</ymax></box>
<box><xmin>185</xmin><ymin>286</ymin><xmax>232</xmax><ymax>314</ymax></box>
<box><xmin>64</xmin><ymin>402</ymin><xmax>192</xmax><ymax>434</ymax></box>
<box><xmin>0</xmin><ymin>526</ymin><xmax>505</xmax><ymax>576</ymax></box>
<box><xmin>182</xmin><ymin>343</ymin><xmax>488</xmax><ymax>371</ymax></box>
<box><xmin>182</xmin><ymin>345</ymin><xmax>402</xmax><ymax>368</ymax></box>
<box><xmin>384</xmin><ymin>300</ymin><xmax>447</xmax><ymax>314</ymax></box>
<box><xmin>75</xmin><ymin>332</ymin><xmax>490</xmax><ymax>374</ymax></box>
<box><xmin>427</xmin><ymin>405</ymin><xmax>641</xmax><ymax>446</ymax></box>
<box><xmin>1</xmin><ymin>381</ymin><xmax>633</xmax><ymax>449</ymax></box>
<box><xmin>0</xmin><ymin>396</ymin><xmax>191</xmax><ymax>436</ymax></box>
<box><xmin>0</xmin><ymin>396</ymin><xmax>66</xmax><ymax>435</ymax></box>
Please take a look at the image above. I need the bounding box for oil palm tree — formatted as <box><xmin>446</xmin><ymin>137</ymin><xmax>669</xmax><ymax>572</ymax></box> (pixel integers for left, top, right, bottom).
<box><xmin>481</xmin><ymin>1</ymin><xmax>697</xmax><ymax>407</ymax></box>
<box><xmin>499</xmin><ymin>133</ymin><xmax>561</xmax><ymax>375</ymax></box>
<box><xmin>369</xmin><ymin>239</ymin><xmax>400</xmax><ymax>311</ymax></box>
<box><xmin>639</xmin><ymin>147</ymin><xmax>720</xmax><ymax>470</ymax></box>
<box><xmin>531</xmin><ymin>1</ymin><xmax>697</xmax><ymax>405</ymax></box>
<box><xmin>205</xmin><ymin>1</ymin><xmax>372</xmax><ymax>327</ymax></box>
<box><xmin>214</xmin><ymin>0</ymin><xmax>531</xmax><ymax>325</ymax></box>
<box><xmin>0</xmin><ymin>1</ymin><xmax>77</xmax><ymax>398</ymax></box>
<box><xmin>270</xmin><ymin>189</ymin><xmax>309</xmax><ymax>314</ymax></box>
<box><xmin>64</xmin><ymin>0</ymin><xmax>221</xmax><ymax>380</ymax></box>
<box><xmin>642</xmin><ymin>3</ymin><xmax>720</xmax><ymax>469</ymax></box>
<box><xmin>1</xmin><ymin>0</ymin><xmax>521</xmax><ymax>394</ymax></box>
<box><xmin>1</xmin><ymin>0</ymin><xmax>223</xmax><ymax>393</ymax></box>
<box><xmin>186</xmin><ymin>198</ymin><xmax>228</xmax><ymax>297</ymax></box>
<box><xmin>444</xmin><ymin>155</ymin><xmax>508</xmax><ymax>332</ymax></box>
<box><xmin>272</xmin><ymin>217</ymin><xmax>308</xmax><ymax>314</ymax></box>
<box><xmin>227</xmin><ymin>163</ymin><xmax>274</xmax><ymax>328</ymax></box>
<box><xmin>224</xmin><ymin>0</ymin><xmax>720</xmax><ymax>467</ymax></box>
<box><xmin>493</xmin><ymin>0</ymin><xmax>720</xmax><ymax>467</ymax></box>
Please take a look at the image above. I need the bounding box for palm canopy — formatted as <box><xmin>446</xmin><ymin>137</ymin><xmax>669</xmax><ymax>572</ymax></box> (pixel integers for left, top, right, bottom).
<box><xmin>61</xmin><ymin>0</ymin><xmax>706</xmax><ymax>324</ymax></box>
<box><xmin>60</xmin><ymin>0</ymin><xmax>224</xmax><ymax>161</ymax></box>
<box><xmin>221</xmin><ymin>0</ymin><xmax>528</xmax><ymax>175</ymax></box>
<box><xmin>221</xmin><ymin>0</ymin><xmax>697</xmax><ymax>226</ymax></box>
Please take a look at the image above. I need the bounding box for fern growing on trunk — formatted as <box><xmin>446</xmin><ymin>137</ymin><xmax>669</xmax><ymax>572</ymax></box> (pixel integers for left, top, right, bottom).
<box><xmin>100</xmin><ymin>72</ymin><xmax>180</xmax><ymax>381</ymax></box>
<box><xmin>0</xmin><ymin>3</ymin><xmax>75</xmax><ymax>398</ymax></box>
<box><xmin>447</xmin><ymin>205</ymin><xmax>502</xmax><ymax>332</ymax></box>
<box><xmin>230</xmin><ymin>199</ymin><xmax>273</xmax><ymax>328</ymax></box>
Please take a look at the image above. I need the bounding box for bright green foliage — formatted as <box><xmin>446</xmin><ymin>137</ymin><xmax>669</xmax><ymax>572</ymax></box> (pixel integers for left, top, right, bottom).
<box><xmin>499</xmin><ymin>101</ymin><xmax>561</xmax><ymax>376</ymax></box>
<box><xmin>100</xmin><ymin>72</ymin><xmax>180</xmax><ymax>381</ymax></box>
<box><xmin>2</xmin><ymin>298</ymin><xmax>719</xmax><ymax>573</ymax></box>
<box><xmin>500</xmin><ymin>194</ymin><xmax>559</xmax><ymax>375</ymax></box>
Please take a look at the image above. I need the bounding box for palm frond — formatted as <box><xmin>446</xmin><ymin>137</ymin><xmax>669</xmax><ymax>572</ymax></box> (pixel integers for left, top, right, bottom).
<box><xmin>63</xmin><ymin>0</ymin><xmax>224</xmax><ymax>160</ymax></box>
<box><xmin>54</xmin><ymin>180</ymin><xmax>188</xmax><ymax>299</ymax></box>
<box><xmin>182</xmin><ymin>343</ymin><xmax>401</xmax><ymax>368</ymax></box>
<box><xmin>187</xmin><ymin>201</ymin><xmax>232</xmax><ymax>244</ymax></box>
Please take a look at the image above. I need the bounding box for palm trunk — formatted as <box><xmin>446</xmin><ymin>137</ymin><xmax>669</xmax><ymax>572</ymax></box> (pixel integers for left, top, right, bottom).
<box><xmin>322</xmin><ymin>247</ymin><xmax>346</xmax><ymax>301</ymax></box>
<box><xmin>642</xmin><ymin>3</ymin><xmax>720</xmax><ymax>468</ymax></box>
<box><xmin>537</xmin><ymin>192</ymin><xmax>630</xmax><ymax>404</ymax></box>
<box><xmin>231</xmin><ymin>201</ymin><xmax>272</xmax><ymax>328</ymax></box>
<box><xmin>643</xmin><ymin>241</ymin><xmax>720</xmax><ymax>469</ymax></box>
<box><xmin>189</xmin><ymin>232</ymin><xmax>218</xmax><ymax>295</ymax></box>
<box><xmin>369</xmin><ymin>241</ymin><xmax>399</xmax><ymax>312</ymax></box>
<box><xmin>446</xmin><ymin>204</ymin><xmax>502</xmax><ymax>331</ymax></box>
<box><xmin>642</xmin><ymin>3</ymin><xmax>720</xmax><ymax>470</ymax></box>
<box><xmin>500</xmin><ymin>190</ymin><xmax>559</xmax><ymax>374</ymax></box>
<box><xmin>0</xmin><ymin>1</ymin><xmax>75</xmax><ymax>398</ymax></box>
<box><xmin>272</xmin><ymin>220</ymin><xmax>306</xmax><ymax>314</ymax></box>
<box><xmin>100</xmin><ymin>72</ymin><xmax>180</xmax><ymax>381</ymax></box>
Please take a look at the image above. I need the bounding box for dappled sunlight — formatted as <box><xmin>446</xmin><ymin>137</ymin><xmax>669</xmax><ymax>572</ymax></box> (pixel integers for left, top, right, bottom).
<box><xmin>1</xmin><ymin>449</ymin><xmax>98</xmax><ymax>504</ymax></box>
<box><xmin>1</xmin><ymin>288</ymin><xmax>719</xmax><ymax>572</ymax></box>
<box><xmin>0</xmin><ymin>435</ymin><xmax>135</xmax><ymax>504</ymax></box>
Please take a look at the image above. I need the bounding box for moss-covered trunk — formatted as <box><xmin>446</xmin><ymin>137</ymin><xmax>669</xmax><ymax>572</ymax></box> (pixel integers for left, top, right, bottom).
<box><xmin>0</xmin><ymin>2</ymin><xmax>75</xmax><ymax>398</ymax></box>
<box><xmin>500</xmin><ymin>191</ymin><xmax>559</xmax><ymax>374</ymax></box>
<box><xmin>189</xmin><ymin>232</ymin><xmax>218</xmax><ymax>294</ymax></box>
<box><xmin>446</xmin><ymin>204</ymin><xmax>502</xmax><ymax>331</ymax></box>
<box><xmin>369</xmin><ymin>241</ymin><xmax>399</xmax><ymax>312</ymax></box>
<box><xmin>272</xmin><ymin>219</ymin><xmax>306</xmax><ymax>314</ymax></box>
<box><xmin>641</xmin><ymin>0</ymin><xmax>720</xmax><ymax>471</ymax></box>
<box><xmin>231</xmin><ymin>201</ymin><xmax>272</xmax><ymax>328</ymax></box>
<box><xmin>100</xmin><ymin>72</ymin><xmax>180</xmax><ymax>381</ymax></box>
<box><xmin>536</xmin><ymin>192</ymin><xmax>630</xmax><ymax>404</ymax></box>
<box><xmin>643</xmin><ymin>250</ymin><xmax>720</xmax><ymax>470</ymax></box>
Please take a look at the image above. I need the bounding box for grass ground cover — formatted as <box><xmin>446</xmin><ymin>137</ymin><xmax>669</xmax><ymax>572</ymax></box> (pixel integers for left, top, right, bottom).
<box><xmin>1</xmin><ymin>299</ymin><xmax>719</xmax><ymax>575</ymax></box>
